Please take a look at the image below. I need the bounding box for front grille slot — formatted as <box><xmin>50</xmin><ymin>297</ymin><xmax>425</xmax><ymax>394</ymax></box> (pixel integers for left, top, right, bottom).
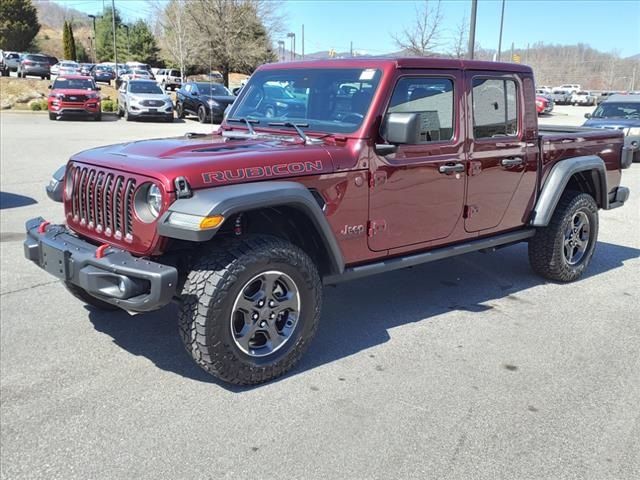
<box><xmin>69</xmin><ymin>165</ymin><xmax>137</xmax><ymax>242</ymax></box>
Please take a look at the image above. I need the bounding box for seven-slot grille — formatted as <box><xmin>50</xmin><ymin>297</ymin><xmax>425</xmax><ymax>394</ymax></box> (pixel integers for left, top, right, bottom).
<box><xmin>68</xmin><ymin>165</ymin><xmax>137</xmax><ymax>242</ymax></box>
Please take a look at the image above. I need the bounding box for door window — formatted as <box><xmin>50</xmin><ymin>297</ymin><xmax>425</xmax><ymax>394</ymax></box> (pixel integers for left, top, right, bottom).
<box><xmin>387</xmin><ymin>77</ymin><xmax>454</xmax><ymax>143</ymax></box>
<box><xmin>472</xmin><ymin>78</ymin><xmax>518</xmax><ymax>138</ymax></box>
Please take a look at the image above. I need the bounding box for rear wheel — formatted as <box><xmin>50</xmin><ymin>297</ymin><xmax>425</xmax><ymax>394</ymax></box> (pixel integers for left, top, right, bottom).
<box><xmin>63</xmin><ymin>281</ymin><xmax>119</xmax><ymax>311</ymax></box>
<box><xmin>178</xmin><ymin>235</ymin><xmax>322</xmax><ymax>385</ymax></box>
<box><xmin>528</xmin><ymin>191</ymin><xmax>598</xmax><ymax>282</ymax></box>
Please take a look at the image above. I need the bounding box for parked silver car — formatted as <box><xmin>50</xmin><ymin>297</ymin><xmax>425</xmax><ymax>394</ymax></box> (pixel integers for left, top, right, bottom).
<box><xmin>118</xmin><ymin>79</ymin><xmax>174</xmax><ymax>122</ymax></box>
<box><xmin>17</xmin><ymin>54</ymin><xmax>51</xmax><ymax>79</ymax></box>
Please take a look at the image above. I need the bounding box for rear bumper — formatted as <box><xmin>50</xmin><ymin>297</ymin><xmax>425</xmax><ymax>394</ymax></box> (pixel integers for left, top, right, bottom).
<box><xmin>24</xmin><ymin>217</ymin><xmax>177</xmax><ymax>312</ymax></box>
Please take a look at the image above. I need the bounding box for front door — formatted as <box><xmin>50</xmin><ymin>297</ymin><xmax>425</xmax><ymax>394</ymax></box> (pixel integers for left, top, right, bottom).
<box><xmin>368</xmin><ymin>71</ymin><xmax>466</xmax><ymax>252</ymax></box>
<box><xmin>464</xmin><ymin>73</ymin><xmax>529</xmax><ymax>232</ymax></box>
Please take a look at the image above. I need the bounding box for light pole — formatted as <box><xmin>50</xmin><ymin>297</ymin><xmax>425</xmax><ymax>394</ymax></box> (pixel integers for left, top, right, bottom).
<box><xmin>88</xmin><ymin>14</ymin><xmax>98</xmax><ymax>62</ymax></box>
<box><xmin>287</xmin><ymin>32</ymin><xmax>296</xmax><ymax>61</ymax></box>
<box><xmin>111</xmin><ymin>0</ymin><xmax>118</xmax><ymax>69</ymax></box>
<box><xmin>468</xmin><ymin>0</ymin><xmax>477</xmax><ymax>60</ymax></box>
<box><xmin>497</xmin><ymin>0</ymin><xmax>505</xmax><ymax>61</ymax></box>
<box><xmin>277</xmin><ymin>40</ymin><xmax>285</xmax><ymax>62</ymax></box>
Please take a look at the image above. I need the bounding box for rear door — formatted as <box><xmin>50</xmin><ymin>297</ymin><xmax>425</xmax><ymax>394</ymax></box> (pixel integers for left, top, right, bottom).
<box><xmin>368</xmin><ymin>70</ymin><xmax>466</xmax><ymax>251</ymax></box>
<box><xmin>464</xmin><ymin>73</ymin><xmax>530</xmax><ymax>232</ymax></box>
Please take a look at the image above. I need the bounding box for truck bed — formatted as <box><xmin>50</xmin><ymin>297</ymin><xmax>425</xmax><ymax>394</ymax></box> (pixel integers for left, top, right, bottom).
<box><xmin>538</xmin><ymin>125</ymin><xmax>624</xmax><ymax>192</ymax></box>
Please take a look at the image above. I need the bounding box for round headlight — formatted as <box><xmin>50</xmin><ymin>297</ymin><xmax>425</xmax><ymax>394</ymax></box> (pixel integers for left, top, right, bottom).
<box><xmin>147</xmin><ymin>184</ymin><xmax>163</xmax><ymax>217</ymax></box>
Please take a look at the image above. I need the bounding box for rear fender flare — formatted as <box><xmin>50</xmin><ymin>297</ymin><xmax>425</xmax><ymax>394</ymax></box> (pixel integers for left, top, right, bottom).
<box><xmin>157</xmin><ymin>181</ymin><xmax>345</xmax><ymax>275</ymax></box>
<box><xmin>530</xmin><ymin>155</ymin><xmax>607</xmax><ymax>227</ymax></box>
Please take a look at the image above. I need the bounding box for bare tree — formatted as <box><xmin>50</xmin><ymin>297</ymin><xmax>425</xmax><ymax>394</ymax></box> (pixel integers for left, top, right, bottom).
<box><xmin>450</xmin><ymin>15</ymin><xmax>468</xmax><ymax>59</ymax></box>
<box><xmin>150</xmin><ymin>0</ymin><xmax>195</xmax><ymax>82</ymax></box>
<box><xmin>391</xmin><ymin>0</ymin><xmax>444</xmax><ymax>56</ymax></box>
<box><xmin>187</xmin><ymin>0</ymin><xmax>278</xmax><ymax>87</ymax></box>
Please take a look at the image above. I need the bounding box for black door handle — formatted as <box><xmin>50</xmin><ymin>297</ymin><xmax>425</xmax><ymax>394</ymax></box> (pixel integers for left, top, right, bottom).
<box><xmin>501</xmin><ymin>157</ymin><xmax>524</xmax><ymax>167</ymax></box>
<box><xmin>439</xmin><ymin>163</ymin><xmax>465</xmax><ymax>175</ymax></box>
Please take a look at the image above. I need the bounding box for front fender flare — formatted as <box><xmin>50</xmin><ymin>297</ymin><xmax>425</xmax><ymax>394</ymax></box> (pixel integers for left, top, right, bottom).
<box><xmin>530</xmin><ymin>155</ymin><xmax>608</xmax><ymax>227</ymax></box>
<box><xmin>157</xmin><ymin>181</ymin><xmax>345</xmax><ymax>275</ymax></box>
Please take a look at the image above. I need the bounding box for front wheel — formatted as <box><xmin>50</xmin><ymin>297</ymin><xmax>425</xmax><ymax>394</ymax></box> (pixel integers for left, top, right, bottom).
<box><xmin>197</xmin><ymin>105</ymin><xmax>207</xmax><ymax>123</ymax></box>
<box><xmin>528</xmin><ymin>191</ymin><xmax>598</xmax><ymax>282</ymax></box>
<box><xmin>176</xmin><ymin>102</ymin><xmax>184</xmax><ymax>119</ymax></box>
<box><xmin>178</xmin><ymin>235</ymin><xmax>322</xmax><ymax>385</ymax></box>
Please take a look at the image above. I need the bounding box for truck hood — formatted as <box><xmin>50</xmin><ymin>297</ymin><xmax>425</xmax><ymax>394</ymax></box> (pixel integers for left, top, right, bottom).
<box><xmin>69</xmin><ymin>133</ymin><xmax>336</xmax><ymax>193</ymax></box>
<box><xmin>584</xmin><ymin>118</ymin><xmax>640</xmax><ymax>129</ymax></box>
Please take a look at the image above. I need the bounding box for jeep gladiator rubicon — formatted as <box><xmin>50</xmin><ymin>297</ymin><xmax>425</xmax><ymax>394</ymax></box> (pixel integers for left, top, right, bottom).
<box><xmin>25</xmin><ymin>58</ymin><xmax>633</xmax><ymax>385</ymax></box>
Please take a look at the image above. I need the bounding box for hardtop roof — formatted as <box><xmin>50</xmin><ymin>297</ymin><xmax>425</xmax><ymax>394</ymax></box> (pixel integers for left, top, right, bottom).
<box><xmin>259</xmin><ymin>57</ymin><xmax>533</xmax><ymax>74</ymax></box>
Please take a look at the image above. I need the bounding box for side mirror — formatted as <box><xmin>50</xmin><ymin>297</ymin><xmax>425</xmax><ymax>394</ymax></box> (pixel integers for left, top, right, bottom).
<box><xmin>584</xmin><ymin>113</ymin><xmax>592</xmax><ymax>119</ymax></box>
<box><xmin>48</xmin><ymin>85</ymin><xmax>52</xmax><ymax>89</ymax></box>
<box><xmin>381</xmin><ymin>112</ymin><xmax>422</xmax><ymax>145</ymax></box>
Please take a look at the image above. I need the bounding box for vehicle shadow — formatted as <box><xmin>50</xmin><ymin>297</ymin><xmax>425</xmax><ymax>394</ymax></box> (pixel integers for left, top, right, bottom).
<box><xmin>0</xmin><ymin>191</ymin><xmax>37</xmax><ymax>209</ymax></box>
<box><xmin>86</xmin><ymin>241</ymin><xmax>640</xmax><ymax>391</ymax></box>
<box><xmin>56</xmin><ymin>115</ymin><xmax>119</xmax><ymax>123</ymax></box>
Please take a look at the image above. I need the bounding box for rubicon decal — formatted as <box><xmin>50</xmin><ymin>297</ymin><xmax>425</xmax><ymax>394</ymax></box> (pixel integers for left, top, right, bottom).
<box><xmin>202</xmin><ymin>161</ymin><xmax>324</xmax><ymax>184</ymax></box>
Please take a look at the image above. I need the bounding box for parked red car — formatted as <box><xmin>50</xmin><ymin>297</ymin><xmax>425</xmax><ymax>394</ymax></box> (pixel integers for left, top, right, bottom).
<box><xmin>48</xmin><ymin>75</ymin><xmax>102</xmax><ymax>121</ymax></box>
<box><xmin>536</xmin><ymin>95</ymin><xmax>549</xmax><ymax>115</ymax></box>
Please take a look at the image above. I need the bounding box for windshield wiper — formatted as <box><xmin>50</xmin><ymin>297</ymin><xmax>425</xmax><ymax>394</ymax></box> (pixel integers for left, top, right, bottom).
<box><xmin>227</xmin><ymin>117</ymin><xmax>259</xmax><ymax>135</ymax></box>
<box><xmin>268</xmin><ymin>122</ymin><xmax>322</xmax><ymax>144</ymax></box>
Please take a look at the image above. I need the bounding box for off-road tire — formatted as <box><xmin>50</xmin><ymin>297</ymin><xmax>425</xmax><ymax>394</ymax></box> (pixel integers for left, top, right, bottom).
<box><xmin>528</xmin><ymin>191</ymin><xmax>598</xmax><ymax>282</ymax></box>
<box><xmin>63</xmin><ymin>281</ymin><xmax>119</xmax><ymax>311</ymax></box>
<box><xmin>178</xmin><ymin>235</ymin><xmax>322</xmax><ymax>385</ymax></box>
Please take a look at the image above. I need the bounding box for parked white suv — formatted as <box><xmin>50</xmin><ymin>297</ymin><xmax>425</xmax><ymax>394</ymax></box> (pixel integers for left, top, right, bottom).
<box><xmin>571</xmin><ymin>91</ymin><xmax>596</xmax><ymax>106</ymax></box>
<box><xmin>155</xmin><ymin>68</ymin><xmax>182</xmax><ymax>91</ymax></box>
<box><xmin>557</xmin><ymin>84</ymin><xmax>581</xmax><ymax>94</ymax></box>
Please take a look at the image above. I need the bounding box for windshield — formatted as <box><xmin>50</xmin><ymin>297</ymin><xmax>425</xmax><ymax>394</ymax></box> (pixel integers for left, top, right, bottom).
<box><xmin>53</xmin><ymin>78</ymin><xmax>96</xmax><ymax>90</ymax></box>
<box><xmin>592</xmin><ymin>102</ymin><xmax>640</xmax><ymax>119</ymax></box>
<box><xmin>129</xmin><ymin>82</ymin><xmax>163</xmax><ymax>94</ymax></box>
<box><xmin>196</xmin><ymin>83</ymin><xmax>231</xmax><ymax>96</ymax></box>
<box><xmin>228</xmin><ymin>68</ymin><xmax>383</xmax><ymax>134</ymax></box>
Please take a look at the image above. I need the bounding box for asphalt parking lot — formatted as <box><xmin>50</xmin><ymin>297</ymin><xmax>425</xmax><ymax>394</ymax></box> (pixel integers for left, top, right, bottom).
<box><xmin>1</xmin><ymin>109</ymin><xmax>639</xmax><ymax>480</ymax></box>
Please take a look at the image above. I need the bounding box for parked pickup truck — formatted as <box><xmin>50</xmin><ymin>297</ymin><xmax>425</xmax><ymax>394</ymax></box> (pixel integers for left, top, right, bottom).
<box><xmin>25</xmin><ymin>58</ymin><xmax>633</xmax><ymax>385</ymax></box>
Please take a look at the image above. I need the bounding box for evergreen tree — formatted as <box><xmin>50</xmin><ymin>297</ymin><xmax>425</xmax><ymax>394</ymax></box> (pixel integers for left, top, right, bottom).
<box><xmin>0</xmin><ymin>0</ymin><xmax>40</xmax><ymax>51</ymax></box>
<box><xmin>68</xmin><ymin>22</ymin><xmax>77</xmax><ymax>61</ymax></box>
<box><xmin>62</xmin><ymin>21</ymin><xmax>73</xmax><ymax>60</ymax></box>
<box><xmin>95</xmin><ymin>7</ymin><xmax>125</xmax><ymax>62</ymax></box>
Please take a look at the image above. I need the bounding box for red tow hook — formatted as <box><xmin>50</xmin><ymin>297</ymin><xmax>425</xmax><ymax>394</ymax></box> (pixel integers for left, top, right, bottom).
<box><xmin>95</xmin><ymin>244</ymin><xmax>110</xmax><ymax>259</ymax></box>
<box><xmin>37</xmin><ymin>221</ymin><xmax>50</xmax><ymax>233</ymax></box>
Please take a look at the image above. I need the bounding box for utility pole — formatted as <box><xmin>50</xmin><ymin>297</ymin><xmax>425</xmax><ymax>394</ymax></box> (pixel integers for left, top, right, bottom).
<box><xmin>497</xmin><ymin>0</ymin><xmax>505</xmax><ymax>61</ymax></box>
<box><xmin>350</xmin><ymin>41</ymin><xmax>353</xmax><ymax>57</ymax></box>
<box><xmin>111</xmin><ymin>0</ymin><xmax>118</xmax><ymax>69</ymax></box>
<box><xmin>631</xmin><ymin>66</ymin><xmax>637</xmax><ymax>91</ymax></box>
<box><xmin>301</xmin><ymin>24</ymin><xmax>304</xmax><ymax>59</ymax></box>
<box><xmin>510</xmin><ymin>42</ymin><xmax>514</xmax><ymax>62</ymax></box>
<box><xmin>468</xmin><ymin>0</ymin><xmax>477</xmax><ymax>60</ymax></box>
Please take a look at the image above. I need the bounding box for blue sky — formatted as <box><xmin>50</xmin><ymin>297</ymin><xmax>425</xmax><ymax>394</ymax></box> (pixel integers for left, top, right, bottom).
<box><xmin>52</xmin><ymin>0</ymin><xmax>640</xmax><ymax>57</ymax></box>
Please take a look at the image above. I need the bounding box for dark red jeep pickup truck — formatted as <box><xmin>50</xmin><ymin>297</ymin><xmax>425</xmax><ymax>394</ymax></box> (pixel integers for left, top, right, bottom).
<box><xmin>25</xmin><ymin>58</ymin><xmax>633</xmax><ymax>385</ymax></box>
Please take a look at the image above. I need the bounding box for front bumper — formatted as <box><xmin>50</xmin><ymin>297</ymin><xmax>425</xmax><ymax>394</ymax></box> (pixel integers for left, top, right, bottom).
<box><xmin>50</xmin><ymin>102</ymin><xmax>100</xmax><ymax>116</ymax></box>
<box><xmin>24</xmin><ymin>217</ymin><xmax>178</xmax><ymax>312</ymax></box>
